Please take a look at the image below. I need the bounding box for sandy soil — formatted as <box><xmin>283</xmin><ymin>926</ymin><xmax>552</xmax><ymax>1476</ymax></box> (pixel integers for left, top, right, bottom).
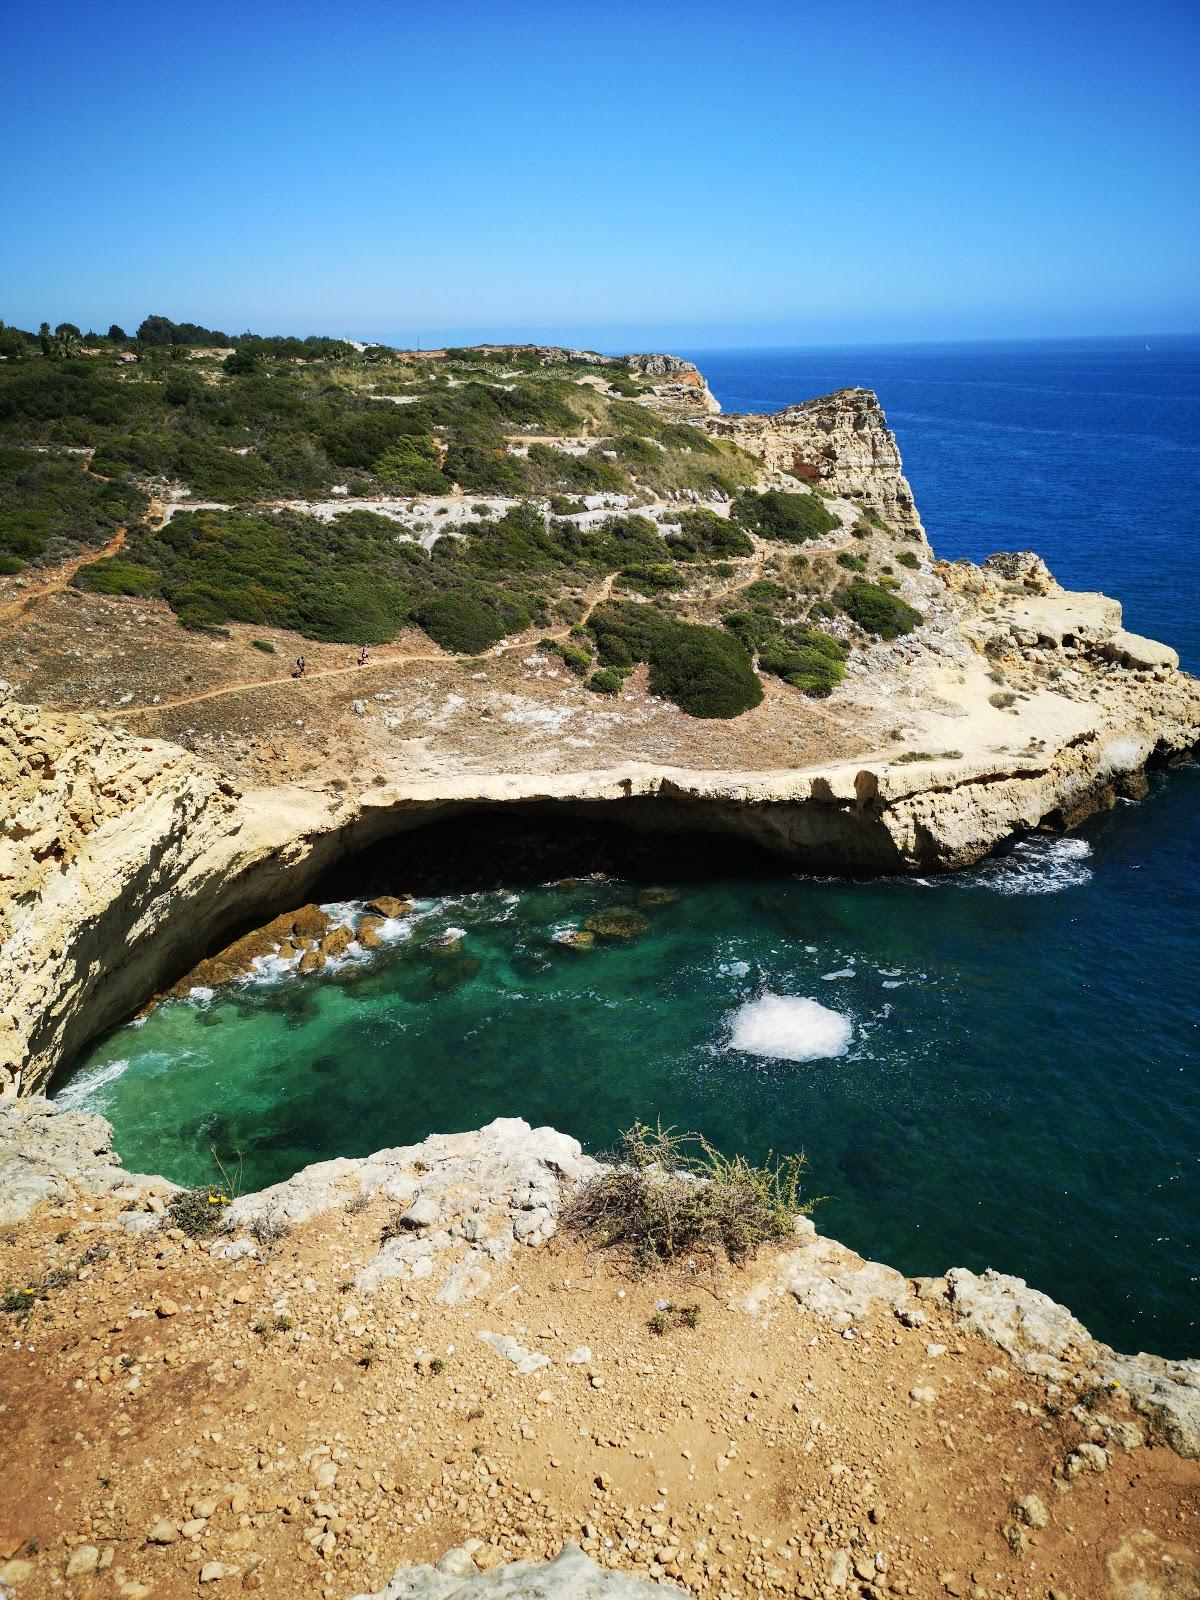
<box><xmin>0</xmin><ymin>1196</ymin><xmax>1197</xmax><ymax>1600</ymax></box>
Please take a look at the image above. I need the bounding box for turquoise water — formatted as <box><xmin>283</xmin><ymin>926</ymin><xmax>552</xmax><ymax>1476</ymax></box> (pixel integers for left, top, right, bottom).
<box><xmin>53</xmin><ymin>340</ymin><xmax>1199</xmax><ymax>1358</ymax></box>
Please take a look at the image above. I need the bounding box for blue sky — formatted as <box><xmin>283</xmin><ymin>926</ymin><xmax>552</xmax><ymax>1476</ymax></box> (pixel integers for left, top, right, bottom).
<box><xmin>4</xmin><ymin>0</ymin><xmax>1197</xmax><ymax>348</ymax></box>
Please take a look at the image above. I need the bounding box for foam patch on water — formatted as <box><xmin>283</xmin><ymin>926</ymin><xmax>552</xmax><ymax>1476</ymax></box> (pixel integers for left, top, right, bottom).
<box><xmin>974</xmin><ymin>836</ymin><xmax>1094</xmax><ymax>896</ymax></box>
<box><xmin>728</xmin><ymin>994</ymin><xmax>853</xmax><ymax>1062</ymax></box>
<box><xmin>53</xmin><ymin>1056</ymin><xmax>132</xmax><ymax>1110</ymax></box>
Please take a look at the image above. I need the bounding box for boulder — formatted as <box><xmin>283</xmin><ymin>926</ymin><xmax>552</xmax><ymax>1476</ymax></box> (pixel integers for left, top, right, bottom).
<box><xmin>368</xmin><ymin>895</ymin><xmax>414</xmax><ymax>920</ymax></box>
<box><xmin>291</xmin><ymin>904</ymin><xmax>334</xmax><ymax>941</ymax></box>
<box><xmin>319</xmin><ymin>924</ymin><xmax>355</xmax><ymax>959</ymax></box>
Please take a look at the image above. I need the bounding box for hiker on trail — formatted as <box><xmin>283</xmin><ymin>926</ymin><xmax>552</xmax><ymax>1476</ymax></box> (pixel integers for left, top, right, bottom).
<box><xmin>295</xmin><ymin>654</ymin><xmax>306</xmax><ymax>678</ymax></box>
<box><xmin>359</xmin><ymin>644</ymin><xmax>369</xmax><ymax>666</ymax></box>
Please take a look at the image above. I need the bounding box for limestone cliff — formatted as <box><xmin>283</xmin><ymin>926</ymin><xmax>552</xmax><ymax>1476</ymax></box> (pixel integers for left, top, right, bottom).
<box><xmin>1</xmin><ymin>369</ymin><xmax>1198</xmax><ymax>1097</ymax></box>
<box><xmin>702</xmin><ymin>387</ymin><xmax>925</xmax><ymax>536</ymax></box>
<box><xmin>0</xmin><ymin>690</ymin><xmax>337</xmax><ymax>1098</ymax></box>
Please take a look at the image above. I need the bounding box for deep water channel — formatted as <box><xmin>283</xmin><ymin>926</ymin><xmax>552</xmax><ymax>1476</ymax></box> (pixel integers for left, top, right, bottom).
<box><xmin>54</xmin><ymin>774</ymin><xmax>1200</xmax><ymax>1360</ymax></box>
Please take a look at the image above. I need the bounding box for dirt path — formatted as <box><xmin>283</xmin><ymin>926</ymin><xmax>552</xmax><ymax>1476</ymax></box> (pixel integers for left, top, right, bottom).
<box><xmin>0</xmin><ymin>528</ymin><xmax>127</xmax><ymax>625</ymax></box>
<box><xmin>101</xmin><ymin>571</ymin><xmax>620</xmax><ymax>723</ymax></box>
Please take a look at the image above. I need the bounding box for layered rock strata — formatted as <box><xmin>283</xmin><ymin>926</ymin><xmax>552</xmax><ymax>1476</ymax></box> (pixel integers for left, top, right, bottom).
<box><xmin>702</xmin><ymin>387</ymin><xmax>925</xmax><ymax>535</ymax></box>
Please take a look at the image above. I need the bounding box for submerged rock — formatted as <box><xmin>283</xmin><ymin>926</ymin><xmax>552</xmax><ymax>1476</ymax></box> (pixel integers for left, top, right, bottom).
<box><xmin>584</xmin><ymin>908</ymin><xmax>649</xmax><ymax>941</ymax></box>
<box><xmin>637</xmin><ymin>886</ymin><xmax>682</xmax><ymax>908</ymax></box>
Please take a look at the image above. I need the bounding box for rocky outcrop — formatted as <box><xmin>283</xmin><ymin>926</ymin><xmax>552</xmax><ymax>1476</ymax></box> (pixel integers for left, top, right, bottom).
<box><xmin>702</xmin><ymin>387</ymin><xmax>924</xmax><ymax>535</ymax></box>
<box><xmin>223</xmin><ymin>1115</ymin><xmax>596</xmax><ymax>1296</ymax></box>
<box><xmin>2</xmin><ymin>372</ymin><xmax>1197</xmax><ymax>1096</ymax></box>
<box><xmin>0</xmin><ymin>686</ymin><xmax>352</xmax><ymax>1097</ymax></box>
<box><xmin>0</xmin><ymin>1094</ymin><xmax>175</xmax><ymax>1223</ymax></box>
<box><xmin>353</xmin><ymin>1542</ymin><xmax>678</xmax><ymax>1600</ymax></box>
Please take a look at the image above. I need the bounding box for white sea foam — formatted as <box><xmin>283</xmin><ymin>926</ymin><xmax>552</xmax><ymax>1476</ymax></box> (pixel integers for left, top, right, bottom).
<box><xmin>974</xmin><ymin>835</ymin><xmax>1094</xmax><ymax>896</ymax></box>
<box><xmin>53</xmin><ymin>1056</ymin><xmax>132</xmax><ymax>1110</ymax></box>
<box><xmin>728</xmin><ymin>994</ymin><xmax>853</xmax><ymax>1063</ymax></box>
<box><xmin>716</xmin><ymin>959</ymin><xmax>751</xmax><ymax>978</ymax></box>
<box><xmin>821</xmin><ymin>967</ymin><xmax>855</xmax><ymax>981</ymax></box>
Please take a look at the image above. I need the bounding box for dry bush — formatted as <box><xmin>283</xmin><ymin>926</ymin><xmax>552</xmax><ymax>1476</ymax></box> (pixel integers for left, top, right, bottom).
<box><xmin>565</xmin><ymin>1121</ymin><xmax>814</xmax><ymax>1270</ymax></box>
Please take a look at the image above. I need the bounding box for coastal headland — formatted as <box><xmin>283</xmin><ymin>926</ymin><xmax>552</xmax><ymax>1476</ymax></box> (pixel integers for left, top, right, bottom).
<box><xmin>0</xmin><ymin>341</ymin><xmax>1198</xmax><ymax>1598</ymax></box>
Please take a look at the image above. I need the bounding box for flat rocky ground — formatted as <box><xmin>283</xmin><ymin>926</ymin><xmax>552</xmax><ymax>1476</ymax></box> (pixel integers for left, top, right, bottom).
<box><xmin>1</xmin><ymin>1193</ymin><xmax>1197</xmax><ymax>1600</ymax></box>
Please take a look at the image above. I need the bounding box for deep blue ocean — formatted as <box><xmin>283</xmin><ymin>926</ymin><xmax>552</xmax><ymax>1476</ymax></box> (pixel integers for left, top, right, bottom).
<box><xmin>55</xmin><ymin>338</ymin><xmax>1200</xmax><ymax>1358</ymax></box>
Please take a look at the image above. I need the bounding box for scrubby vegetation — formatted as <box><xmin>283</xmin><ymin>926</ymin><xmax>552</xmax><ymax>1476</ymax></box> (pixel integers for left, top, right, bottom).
<box><xmin>588</xmin><ymin>601</ymin><xmax>763</xmax><ymax>719</ymax></box>
<box><xmin>732</xmin><ymin>488</ymin><xmax>839</xmax><ymax>543</ymax></box>
<box><xmin>0</xmin><ymin>446</ymin><xmax>147</xmax><ymax>566</ymax></box>
<box><xmin>838</xmin><ymin>579</ymin><xmax>923</xmax><ymax>639</ymax></box>
<box><xmin>565</xmin><ymin>1121</ymin><xmax>814</xmax><ymax>1268</ymax></box>
<box><xmin>166</xmin><ymin>1186</ymin><xmax>231</xmax><ymax>1237</ymax></box>
<box><xmin>2</xmin><ymin>322</ymin><xmax>932</xmax><ymax>715</ymax></box>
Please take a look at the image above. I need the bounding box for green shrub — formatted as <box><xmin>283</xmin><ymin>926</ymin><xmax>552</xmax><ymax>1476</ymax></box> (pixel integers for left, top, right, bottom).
<box><xmin>588</xmin><ymin>602</ymin><xmax>761</xmax><ymax>718</ymax></box>
<box><xmin>836</xmin><ymin>551</ymin><xmax>867</xmax><ymax>572</ymax></box>
<box><xmin>564</xmin><ymin>1121</ymin><xmax>814</xmax><ymax>1268</ymax></box>
<box><xmin>167</xmin><ymin>1186</ymin><xmax>231</xmax><ymax>1237</ymax></box>
<box><xmin>897</xmin><ymin>550</ymin><xmax>921</xmax><ymax>570</ymax></box>
<box><xmin>740</xmin><ymin>579</ymin><xmax>790</xmax><ymax>605</ymax></box>
<box><xmin>416</xmin><ymin>590</ymin><xmax>529</xmax><ymax>654</ymax></box>
<box><xmin>374</xmin><ymin>435</ymin><xmax>446</xmax><ymax>494</ymax></box>
<box><xmin>732</xmin><ymin>489</ymin><xmax>839</xmax><ymax>543</ymax></box>
<box><xmin>758</xmin><ymin>629</ymin><xmax>847</xmax><ymax>697</ymax></box>
<box><xmin>618</xmin><ymin>563</ymin><xmax>684</xmax><ymax>594</ymax></box>
<box><xmin>251</xmin><ymin>638</ymin><xmax>276</xmax><ymax>653</ymax></box>
<box><xmin>555</xmin><ymin>640</ymin><xmax>593</xmax><ymax>674</ymax></box>
<box><xmin>665</xmin><ymin>508</ymin><xmax>754</xmax><ymax>561</ymax></box>
<box><xmin>588</xmin><ymin>667</ymin><xmax>622</xmax><ymax>695</ymax></box>
<box><xmin>442</xmin><ymin>441</ymin><xmax>525</xmax><ymax>494</ymax></box>
<box><xmin>838</xmin><ymin>579</ymin><xmax>922</xmax><ymax>639</ymax></box>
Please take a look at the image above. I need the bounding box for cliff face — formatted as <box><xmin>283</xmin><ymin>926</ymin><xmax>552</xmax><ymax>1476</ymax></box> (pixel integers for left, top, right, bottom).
<box><xmin>1</xmin><ymin>369</ymin><xmax>1197</xmax><ymax>1096</ymax></box>
<box><xmin>702</xmin><ymin>387</ymin><xmax>925</xmax><ymax>536</ymax></box>
<box><xmin>0</xmin><ymin>690</ymin><xmax>341</xmax><ymax>1098</ymax></box>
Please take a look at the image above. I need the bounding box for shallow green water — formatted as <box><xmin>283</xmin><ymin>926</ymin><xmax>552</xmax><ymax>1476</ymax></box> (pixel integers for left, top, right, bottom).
<box><xmin>56</xmin><ymin>781</ymin><xmax>1200</xmax><ymax>1360</ymax></box>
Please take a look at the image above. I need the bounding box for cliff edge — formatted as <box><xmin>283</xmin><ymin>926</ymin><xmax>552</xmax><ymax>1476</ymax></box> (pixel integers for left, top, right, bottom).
<box><xmin>0</xmin><ymin>1099</ymin><xmax>1196</xmax><ymax>1599</ymax></box>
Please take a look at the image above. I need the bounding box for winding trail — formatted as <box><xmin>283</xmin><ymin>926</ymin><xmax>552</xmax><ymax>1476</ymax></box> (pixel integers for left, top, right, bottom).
<box><xmin>100</xmin><ymin>570</ymin><xmax>620</xmax><ymax>722</ymax></box>
<box><xmin>0</xmin><ymin>527</ymin><xmax>127</xmax><ymax>624</ymax></box>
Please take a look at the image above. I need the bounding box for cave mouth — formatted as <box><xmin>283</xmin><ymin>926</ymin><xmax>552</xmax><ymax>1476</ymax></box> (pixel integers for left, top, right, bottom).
<box><xmin>310</xmin><ymin>804</ymin><xmax>790</xmax><ymax>906</ymax></box>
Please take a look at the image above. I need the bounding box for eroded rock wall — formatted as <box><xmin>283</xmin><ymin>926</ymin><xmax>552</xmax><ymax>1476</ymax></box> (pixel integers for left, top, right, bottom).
<box><xmin>702</xmin><ymin>386</ymin><xmax>925</xmax><ymax>536</ymax></box>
